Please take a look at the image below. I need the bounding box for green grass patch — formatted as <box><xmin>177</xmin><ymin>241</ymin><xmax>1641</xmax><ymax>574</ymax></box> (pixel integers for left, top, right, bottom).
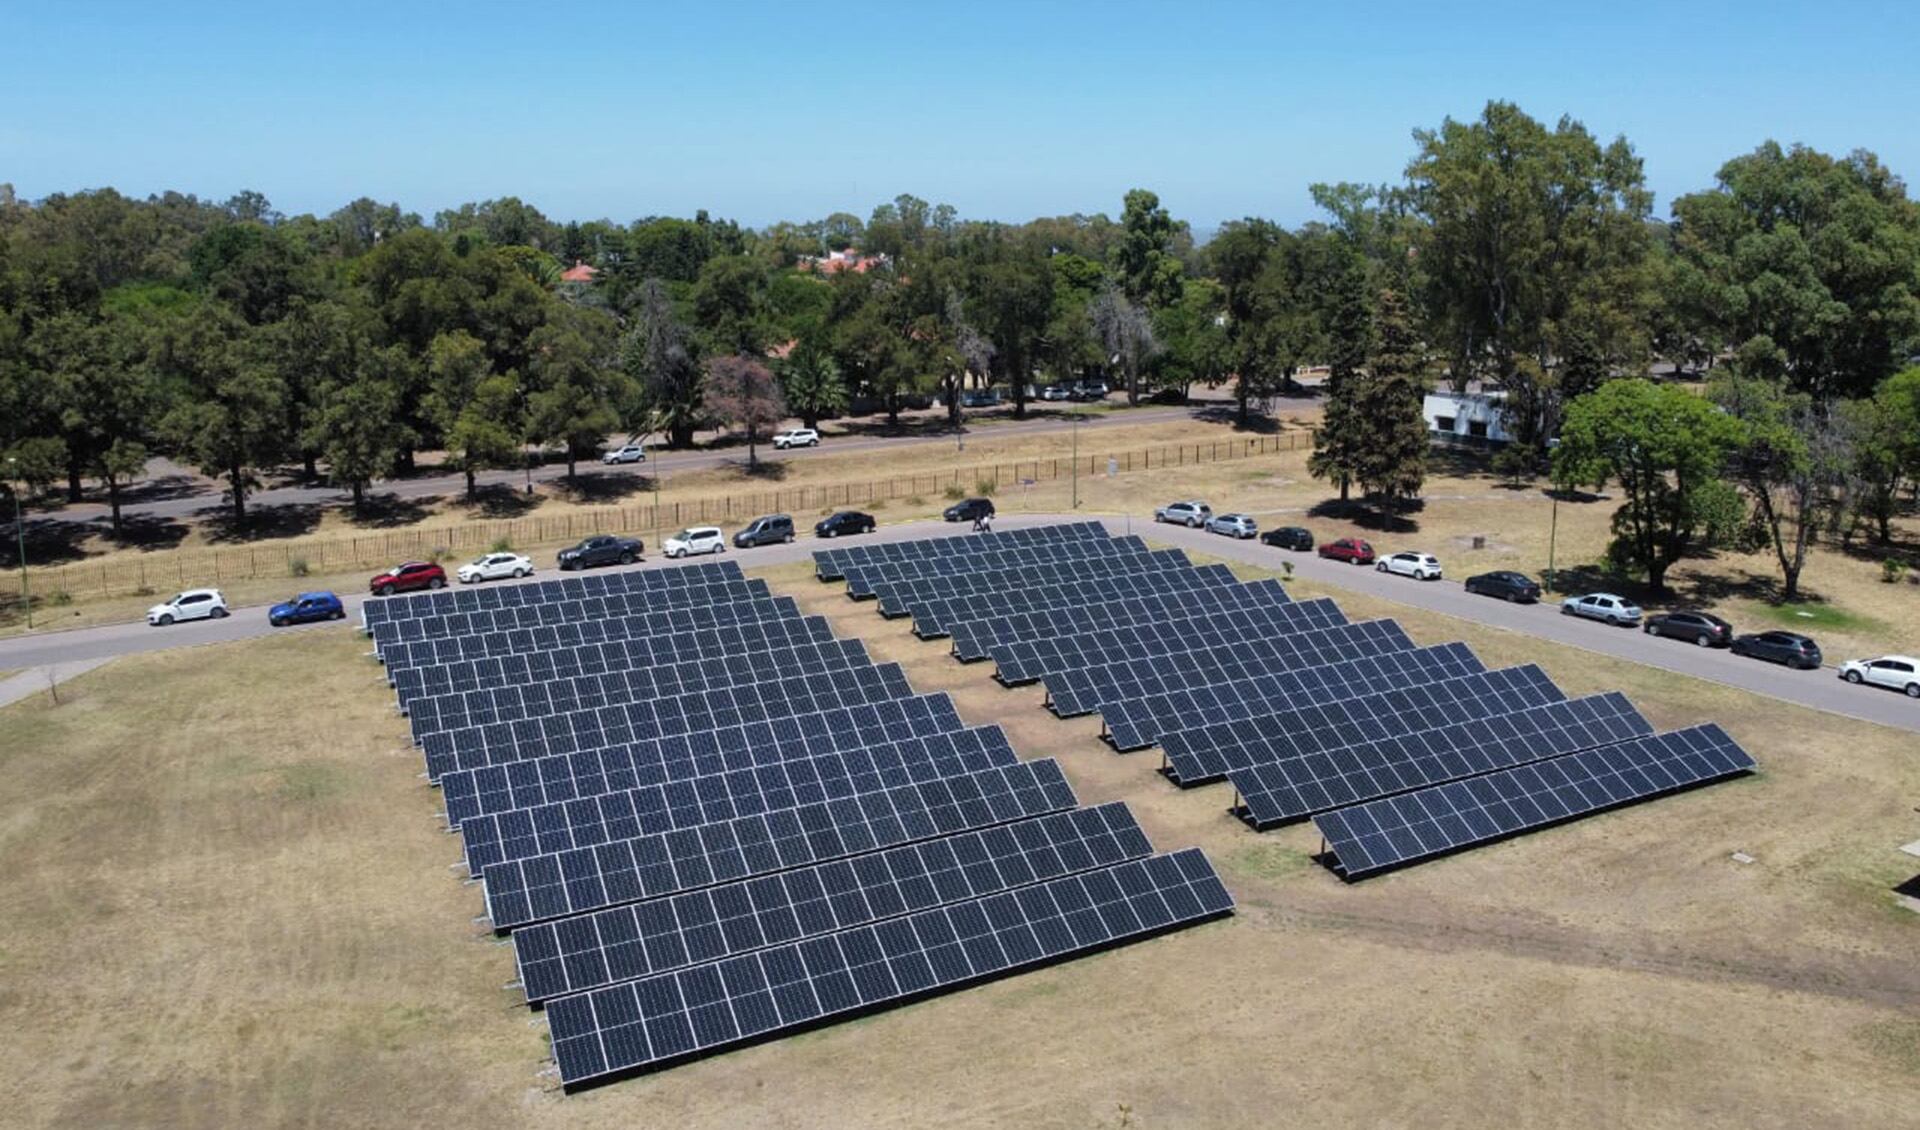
<box><xmin>1853</xmin><ymin>1018</ymin><xmax>1920</xmax><ymax>1076</ymax></box>
<box><xmin>1224</xmin><ymin>842</ymin><xmax>1311</xmax><ymax>881</ymax></box>
<box><xmin>1752</xmin><ymin>602</ymin><xmax>1882</xmax><ymax>634</ymax></box>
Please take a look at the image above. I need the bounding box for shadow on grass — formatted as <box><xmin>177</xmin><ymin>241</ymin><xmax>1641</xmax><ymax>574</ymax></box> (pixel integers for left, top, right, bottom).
<box><xmin>107</xmin><ymin>513</ymin><xmax>191</xmax><ymax>552</ymax></box>
<box><xmin>198</xmin><ymin>502</ymin><xmax>325</xmax><ymax>544</ymax></box>
<box><xmin>1191</xmin><ymin>405</ymin><xmax>1284</xmax><ymax>434</ymax></box>
<box><xmin>462</xmin><ymin>484</ymin><xmax>543</xmax><ymax>519</ymax></box>
<box><xmin>0</xmin><ymin>516</ymin><xmax>96</xmax><ymax>568</ymax></box>
<box><xmin>344</xmin><ymin>493</ymin><xmax>439</xmax><ymax>529</ymax></box>
<box><xmin>551</xmin><ymin>472</ymin><xmax>655</xmax><ymax>505</ymax></box>
<box><xmin>1307</xmin><ymin>497</ymin><xmax>1424</xmax><ymax>534</ymax></box>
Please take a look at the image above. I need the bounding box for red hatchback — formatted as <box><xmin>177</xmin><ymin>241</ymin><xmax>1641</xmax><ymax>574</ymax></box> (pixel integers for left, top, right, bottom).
<box><xmin>369</xmin><ymin>561</ymin><xmax>447</xmax><ymax>596</ymax></box>
<box><xmin>1317</xmin><ymin>537</ymin><xmax>1376</xmax><ymax>564</ymax></box>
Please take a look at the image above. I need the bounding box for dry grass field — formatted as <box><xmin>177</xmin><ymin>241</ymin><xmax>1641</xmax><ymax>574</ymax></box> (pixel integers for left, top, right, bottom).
<box><xmin>1</xmin><ymin>553</ymin><xmax>1916</xmax><ymax>1128</ymax></box>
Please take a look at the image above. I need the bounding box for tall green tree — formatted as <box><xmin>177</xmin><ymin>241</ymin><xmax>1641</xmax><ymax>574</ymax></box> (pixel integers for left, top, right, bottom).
<box><xmin>1712</xmin><ymin>371</ymin><xmax>1852</xmax><ymax>600</ymax></box>
<box><xmin>157</xmin><ymin>303</ymin><xmax>287</xmax><ymax>527</ymax></box>
<box><xmin>692</xmin><ymin>254</ymin><xmax>771</xmax><ymax>356</ymax></box>
<box><xmin>1307</xmin><ymin>255</ymin><xmax>1373</xmax><ymax>501</ymax></box>
<box><xmin>1553</xmin><ymin>379</ymin><xmax>1742</xmax><ymax>593</ymax></box>
<box><xmin>777</xmin><ymin>337</ymin><xmax>847</xmax><ymax>429</ymax></box>
<box><xmin>1347</xmin><ymin>289</ymin><xmax>1430</xmax><ymax>504</ymax></box>
<box><xmin>1111</xmin><ymin>189</ymin><xmax>1185</xmax><ymax>309</ymax></box>
<box><xmin>305</xmin><ymin>356</ymin><xmax>412</xmax><ymax>513</ymax></box>
<box><xmin>621</xmin><ymin>278</ymin><xmax>703</xmax><ymax>448</ymax></box>
<box><xmin>426</xmin><ymin>330</ymin><xmax>520</xmax><ymax>499</ymax></box>
<box><xmin>526</xmin><ymin>304</ymin><xmax>625</xmax><ymax>480</ymax></box>
<box><xmin>1151</xmin><ymin>278</ymin><xmax>1229</xmax><ymax>400</ymax></box>
<box><xmin>1089</xmin><ymin>283</ymin><xmax>1157</xmax><ymax>406</ymax></box>
<box><xmin>1407</xmin><ymin>101</ymin><xmax>1655</xmax><ymax>444</ymax></box>
<box><xmin>1669</xmin><ymin>142</ymin><xmax>1920</xmax><ymax>404</ymax></box>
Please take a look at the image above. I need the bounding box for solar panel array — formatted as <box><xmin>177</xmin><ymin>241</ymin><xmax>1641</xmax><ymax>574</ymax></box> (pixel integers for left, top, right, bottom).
<box><xmin>815</xmin><ymin>520</ymin><xmax>1756</xmax><ymax>884</ymax></box>
<box><xmin>357</xmin><ymin>541</ymin><xmax>1231</xmax><ymax>1089</ymax></box>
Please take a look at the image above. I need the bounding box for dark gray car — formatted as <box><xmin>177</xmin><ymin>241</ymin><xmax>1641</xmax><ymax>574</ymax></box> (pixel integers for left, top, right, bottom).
<box><xmin>734</xmin><ymin>514</ymin><xmax>795</xmax><ymax>547</ymax></box>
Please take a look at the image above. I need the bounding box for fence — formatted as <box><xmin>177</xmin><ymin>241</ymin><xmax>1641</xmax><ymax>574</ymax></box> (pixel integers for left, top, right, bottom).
<box><xmin>15</xmin><ymin>429</ymin><xmax>1312</xmax><ymax>602</ymax></box>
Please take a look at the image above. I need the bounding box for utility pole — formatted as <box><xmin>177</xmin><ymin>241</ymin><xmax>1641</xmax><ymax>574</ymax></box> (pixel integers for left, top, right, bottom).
<box><xmin>1545</xmin><ymin>484</ymin><xmax>1560</xmax><ymax>593</ymax></box>
<box><xmin>7</xmin><ymin>457</ymin><xmax>28</xmax><ymax>628</ymax></box>
<box><xmin>1071</xmin><ymin>412</ymin><xmax>1081</xmax><ymax>509</ymax></box>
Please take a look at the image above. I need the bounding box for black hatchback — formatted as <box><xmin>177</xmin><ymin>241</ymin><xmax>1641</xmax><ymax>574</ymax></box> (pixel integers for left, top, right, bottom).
<box><xmin>1464</xmin><ymin>570</ymin><xmax>1542</xmax><ymax>603</ymax></box>
<box><xmin>944</xmin><ymin>497</ymin><xmax>995</xmax><ymax>522</ymax></box>
<box><xmin>1261</xmin><ymin>526</ymin><xmax>1314</xmax><ymax>550</ymax></box>
<box><xmin>815</xmin><ymin>510</ymin><xmax>875</xmax><ymax>538</ymax></box>
<box><xmin>1730</xmin><ymin>630</ymin><xmax>1823</xmax><ymax>669</ymax></box>
<box><xmin>1644</xmin><ymin>609</ymin><xmax>1733</xmax><ymax>648</ymax></box>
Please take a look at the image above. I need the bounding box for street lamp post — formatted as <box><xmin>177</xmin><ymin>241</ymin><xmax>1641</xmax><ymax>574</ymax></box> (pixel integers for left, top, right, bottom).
<box><xmin>1070</xmin><ymin>411</ymin><xmax>1081</xmax><ymax>509</ymax></box>
<box><xmin>1545</xmin><ymin>484</ymin><xmax>1560</xmax><ymax>594</ymax></box>
<box><xmin>6</xmin><ymin>457</ymin><xmax>28</xmax><ymax>629</ymax></box>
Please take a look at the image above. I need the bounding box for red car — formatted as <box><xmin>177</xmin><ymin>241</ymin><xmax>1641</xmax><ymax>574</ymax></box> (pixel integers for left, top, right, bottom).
<box><xmin>369</xmin><ymin>561</ymin><xmax>447</xmax><ymax>596</ymax></box>
<box><xmin>1317</xmin><ymin>537</ymin><xmax>1376</xmax><ymax>564</ymax></box>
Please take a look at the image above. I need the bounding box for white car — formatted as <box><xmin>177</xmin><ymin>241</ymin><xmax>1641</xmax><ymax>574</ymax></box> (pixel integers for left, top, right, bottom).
<box><xmin>1560</xmin><ymin>592</ymin><xmax>1643</xmax><ymax>625</ymax></box>
<box><xmin>1154</xmin><ymin>500</ymin><xmax>1213</xmax><ymax>528</ymax></box>
<box><xmin>663</xmin><ymin>526</ymin><xmax>726</xmax><ymax>558</ymax></box>
<box><xmin>1839</xmin><ymin>655</ymin><xmax>1920</xmax><ymax>698</ymax></box>
<box><xmin>602</xmin><ymin>443</ymin><xmax>646</xmax><ymax>464</ymax></box>
<box><xmin>1378</xmin><ymin>551</ymin><xmax>1443</xmax><ymax>580</ymax></box>
<box><xmin>148</xmin><ymin>588</ymin><xmax>229</xmax><ymax>626</ymax></box>
<box><xmin>772</xmin><ymin>428</ymin><xmax>820</xmax><ymax>450</ymax></box>
<box><xmin>457</xmin><ymin>552</ymin><xmax>533</xmax><ymax>583</ymax></box>
<box><xmin>1206</xmin><ymin>513</ymin><xmax>1258</xmax><ymax>539</ymax></box>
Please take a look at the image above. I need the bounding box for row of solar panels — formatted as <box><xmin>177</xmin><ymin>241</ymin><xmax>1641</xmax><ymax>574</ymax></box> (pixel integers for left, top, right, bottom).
<box><xmin>812</xmin><ymin>519</ymin><xmax>1108</xmax><ymax>581</ymax></box>
<box><xmin>359</xmin><ymin>526</ymin><xmax>1231</xmax><ymax>1088</ymax></box>
<box><xmin>362</xmin><ymin>558</ymin><xmax>746</xmax><ymax>627</ymax></box>
<box><xmin>817</xmin><ymin>524</ymin><xmax>1756</xmax><ymax>880</ymax></box>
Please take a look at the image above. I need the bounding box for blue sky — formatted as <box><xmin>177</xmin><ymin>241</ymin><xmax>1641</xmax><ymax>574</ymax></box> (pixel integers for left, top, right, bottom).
<box><xmin>4</xmin><ymin>1</ymin><xmax>1916</xmax><ymax>231</ymax></box>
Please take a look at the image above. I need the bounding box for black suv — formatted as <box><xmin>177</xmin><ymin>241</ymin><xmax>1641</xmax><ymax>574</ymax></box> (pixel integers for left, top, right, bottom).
<box><xmin>1260</xmin><ymin>526</ymin><xmax>1314</xmax><ymax>551</ymax></box>
<box><xmin>943</xmin><ymin>497</ymin><xmax>995</xmax><ymax>523</ymax></box>
<box><xmin>815</xmin><ymin>511</ymin><xmax>875</xmax><ymax>538</ymax></box>
<box><xmin>733</xmin><ymin>514</ymin><xmax>795</xmax><ymax>547</ymax></box>
<box><xmin>557</xmin><ymin>534</ymin><xmax>642</xmax><ymax>570</ymax></box>
<box><xmin>1730</xmin><ymin>630</ymin><xmax>1822</xmax><ymax>669</ymax></box>
<box><xmin>1643</xmin><ymin>609</ymin><xmax>1733</xmax><ymax>648</ymax></box>
<box><xmin>1464</xmin><ymin>570</ymin><xmax>1542</xmax><ymax>603</ymax></box>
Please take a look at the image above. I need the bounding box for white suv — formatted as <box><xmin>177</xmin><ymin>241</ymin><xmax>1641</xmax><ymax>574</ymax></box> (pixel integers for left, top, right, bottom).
<box><xmin>773</xmin><ymin>429</ymin><xmax>820</xmax><ymax>450</ymax></box>
<box><xmin>1839</xmin><ymin>655</ymin><xmax>1920</xmax><ymax>698</ymax></box>
<box><xmin>1378</xmin><ymin>551</ymin><xmax>1443</xmax><ymax>580</ymax></box>
<box><xmin>148</xmin><ymin>588</ymin><xmax>229</xmax><ymax>626</ymax></box>
<box><xmin>457</xmin><ymin>552</ymin><xmax>533</xmax><ymax>583</ymax></box>
<box><xmin>602</xmin><ymin>443</ymin><xmax>646</xmax><ymax>464</ymax></box>
<box><xmin>1154</xmin><ymin>501</ymin><xmax>1212</xmax><ymax>527</ymax></box>
<box><xmin>663</xmin><ymin>526</ymin><xmax>726</xmax><ymax>558</ymax></box>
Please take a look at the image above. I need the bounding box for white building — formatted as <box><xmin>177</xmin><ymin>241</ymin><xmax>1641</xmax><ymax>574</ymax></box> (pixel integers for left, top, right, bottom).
<box><xmin>1423</xmin><ymin>390</ymin><xmax>1514</xmax><ymax>446</ymax></box>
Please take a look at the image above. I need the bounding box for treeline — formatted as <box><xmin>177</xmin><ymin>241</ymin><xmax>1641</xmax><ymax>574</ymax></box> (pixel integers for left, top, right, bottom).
<box><xmin>2</xmin><ymin>99</ymin><xmax>1919</xmax><ymax>594</ymax></box>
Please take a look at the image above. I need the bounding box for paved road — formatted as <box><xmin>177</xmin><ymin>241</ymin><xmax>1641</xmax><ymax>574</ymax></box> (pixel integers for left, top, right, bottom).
<box><xmin>19</xmin><ymin>400</ymin><xmax>1282</xmax><ymax>528</ymax></box>
<box><xmin>1</xmin><ymin>513</ymin><xmax>1913</xmax><ymax>737</ymax></box>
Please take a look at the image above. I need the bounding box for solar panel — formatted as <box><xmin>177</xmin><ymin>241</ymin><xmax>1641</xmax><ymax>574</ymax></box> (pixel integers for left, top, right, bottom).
<box><xmin>947</xmin><ymin>582</ymin><xmax>1309</xmax><ymax>662</ymax></box>
<box><xmin>1042</xmin><ymin>620</ymin><xmax>1416</xmax><ymax>718</ymax></box>
<box><xmin>405</xmin><ymin>638</ymin><xmax>874</xmax><ymax>742</ymax></box>
<box><xmin>910</xmin><ymin>564</ymin><xmax>1243</xmax><ymax>639</ymax></box>
<box><xmin>371</xmin><ymin>578</ymin><xmax>772</xmax><ymax>656</ymax></box>
<box><xmin>1158</xmin><ymin>663</ymin><xmax>1570</xmax><ymax>785</ymax></box>
<box><xmin>511</xmin><ymin>800</ymin><xmax>1155</xmax><ymax>1003</ymax></box>
<box><xmin>482</xmin><ymin>758</ymin><xmax>1079</xmax><ymax>931</ymax></box>
<box><xmin>379</xmin><ymin>597</ymin><xmax>801</xmax><ymax>676</ymax></box>
<box><xmin>363</xmin><ymin>559</ymin><xmax>746</xmax><ymax>627</ymax></box>
<box><xmin>1225</xmin><ymin>692</ymin><xmax>1652</xmax><ymax>828</ymax></box>
<box><xmin>988</xmin><ymin>599</ymin><xmax>1345</xmax><ymax>687</ymax></box>
<box><xmin>871</xmin><ymin>548</ymin><xmax>1196</xmax><ymax>618</ymax></box>
<box><xmin>458</xmin><ymin>725</ymin><xmax>1025</xmax><ymax>876</ymax></box>
<box><xmin>421</xmin><ymin>663</ymin><xmax>917</xmax><ymax>781</ymax></box>
<box><xmin>1100</xmin><ymin>641</ymin><xmax>1490</xmax><ymax>752</ymax></box>
<box><xmin>813</xmin><ymin>521</ymin><xmax>1108</xmax><ymax>581</ymax></box>
<box><xmin>545</xmin><ymin>847</ymin><xmax>1232</xmax><ymax>1087</ymax></box>
<box><xmin>1312</xmin><ymin>724</ymin><xmax>1756</xmax><ymax>878</ymax></box>
<box><xmin>439</xmin><ymin>693</ymin><xmax>968</xmax><ymax>828</ymax></box>
<box><xmin>393</xmin><ymin>615</ymin><xmax>838</xmax><ymax>709</ymax></box>
<box><xmin>842</xmin><ymin>536</ymin><xmax>1149</xmax><ymax>600</ymax></box>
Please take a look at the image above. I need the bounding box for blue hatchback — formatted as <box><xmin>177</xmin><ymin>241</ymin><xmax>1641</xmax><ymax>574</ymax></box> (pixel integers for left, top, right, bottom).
<box><xmin>269</xmin><ymin>591</ymin><xmax>345</xmax><ymax>626</ymax></box>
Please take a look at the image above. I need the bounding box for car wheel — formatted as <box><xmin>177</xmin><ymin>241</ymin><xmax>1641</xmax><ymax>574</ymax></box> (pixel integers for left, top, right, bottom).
<box><xmin>212</xmin><ymin>607</ymin><xmax>229</xmax><ymax>619</ymax></box>
<box><xmin>620</xmin><ymin>552</ymin><xmax>635</xmax><ymax>565</ymax></box>
<box><xmin>1605</xmin><ymin>614</ymin><xmax>1620</xmax><ymax>625</ymax></box>
<box><xmin>1560</xmin><ymin>605</ymin><xmax>1573</xmax><ymax>616</ymax></box>
<box><xmin>332</xmin><ymin>609</ymin><xmax>346</xmax><ymax>620</ymax></box>
<box><xmin>1845</xmin><ymin>670</ymin><xmax>1863</xmax><ymax>684</ymax></box>
<box><xmin>784</xmin><ymin>533</ymin><xmax>794</xmax><ymax>544</ymax></box>
<box><xmin>269</xmin><ymin>617</ymin><xmax>283</xmax><ymax>627</ymax></box>
<box><xmin>823</xmin><ymin>529</ymin><xmax>835</xmax><ymax>538</ymax></box>
<box><xmin>1375</xmin><ymin>562</ymin><xmax>1387</xmax><ymax>572</ymax></box>
<box><xmin>378</xmin><ymin>584</ymin><xmax>394</xmax><ymax>596</ymax></box>
<box><xmin>1905</xmin><ymin>683</ymin><xmax>1919</xmax><ymax>699</ymax></box>
<box><xmin>513</xmin><ymin>568</ymin><xmax>526</xmax><ymax>578</ymax></box>
<box><xmin>1694</xmin><ymin>634</ymin><xmax>1711</xmax><ymax>647</ymax></box>
<box><xmin>428</xmin><ymin>578</ymin><xmax>444</xmax><ymax>590</ymax></box>
<box><xmin>158</xmin><ymin>613</ymin><xmax>174</xmax><ymax>626</ymax></box>
<box><xmin>1154</xmin><ymin>514</ymin><xmax>1165</xmax><ymax>523</ymax></box>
